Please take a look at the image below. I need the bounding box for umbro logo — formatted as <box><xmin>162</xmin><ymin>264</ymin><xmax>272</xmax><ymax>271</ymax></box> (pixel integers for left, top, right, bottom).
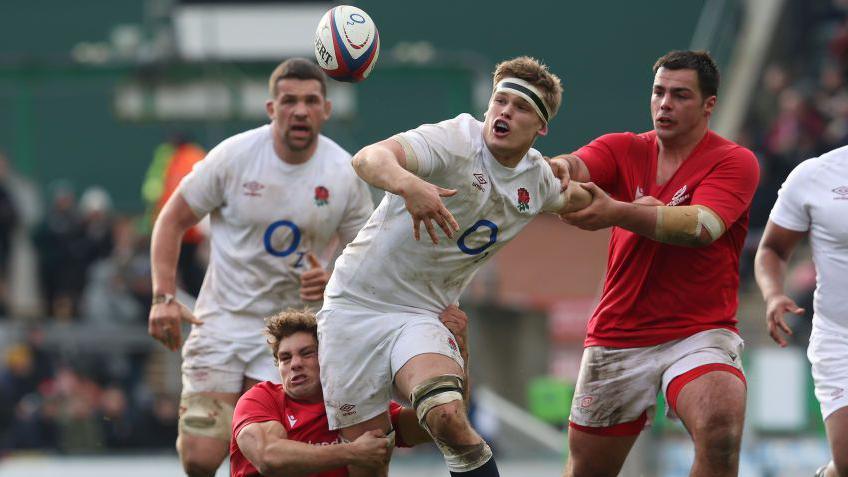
<box><xmin>339</xmin><ymin>403</ymin><xmax>357</xmax><ymax>417</ymax></box>
<box><xmin>833</xmin><ymin>186</ymin><xmax>848</xmax><ymax>200</ymax></box>
<box><xmin>243</xmin><ymin>181</ymin><xmax>265</xmax><ymax>197</ymax></box>
<box><xmin>471</xmin><ymin>173</ymin><xmax>488</xmax><ymax>192</ymax></box>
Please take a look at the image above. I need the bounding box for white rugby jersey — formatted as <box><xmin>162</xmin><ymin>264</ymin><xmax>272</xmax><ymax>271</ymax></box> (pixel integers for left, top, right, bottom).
<box><xmin>769</xmin><ymin>146</ymin><xmax>848</xmax><ymax>333</ymax></box>
<box><xmin>325</xmin><ymin>113</ymin><xmax>565</xmax><ymax>314</ymax></box>
<box><xmin>178</xmin><ymin>125</ymin><xmax>373</xmax><ymax>342</ymax></box>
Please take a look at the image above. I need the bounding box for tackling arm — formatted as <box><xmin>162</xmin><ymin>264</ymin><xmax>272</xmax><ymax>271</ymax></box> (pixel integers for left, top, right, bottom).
<box><xmin>237</xmin><ymin>420</ymin><xmax>388</xmax><ymax>477</ymax></box>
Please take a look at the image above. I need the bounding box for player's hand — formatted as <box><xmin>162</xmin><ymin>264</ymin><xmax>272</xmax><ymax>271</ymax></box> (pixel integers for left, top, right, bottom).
<box><xmin>765</xmin><ymin>294</ymin><xmax>804</xmax><ymax>347</ymax></box>
<box><xmin>547</xmin><ymin>156</ymin><xmax>572</xmax><ymax>192</ymax></box>
<box><xmin>439</xmin><ymin>305</ymin><xmax>468</xmax><ymax>362</ymax></box>
<box><xmin>633</xmin><ymin>195</ymin><xmax>664</xmax><ymax>206</ymax></box>
<box><xmin>560</xmin><ymin>182</ymin><xmax>621</xmax><ymax>230</ymax></box>
<box><xmin>399</xmin><ymin>176</ymin><xmax>460</xmax><ymax>244</ymax></box>
<box><xmin>148</xmin><ymin>300</ymin><xmax>203</xmax><ymax>352</ymax></box>
<box><xmin>347</xmin><ymin>429</ymin><xmax>391</xmax><ymax>468</ymax></box>
<box><xmin>300</xmin><ymin>252</ymin><xmax>329</xmax><ymax>302</ymax></box>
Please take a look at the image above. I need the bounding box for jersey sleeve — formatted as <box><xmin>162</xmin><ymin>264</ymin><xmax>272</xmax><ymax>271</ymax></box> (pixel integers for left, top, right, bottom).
<box><xmin>392</xmin><ymin>114</ymin><xmax>474</xmax><ymax>179</ymax></box>
<box><xmin>769</xmin><ymin>159</ymin><xmax>813</xmax><ymax>232</ymax></box>
<box><xmin>388</xmin><ymin>402</ymin><xmax>412</xmax><ymax>448</ymax></box>
<box><xmin>690</xmin><ymin>146</ymin><xmax>760</xmax><ymax>228</ymax></box>
<box><xmin>232</xmin><ymin>383</ymin><xmax>281</xmax><ymax>441</ymax></box>
<box><xmin>572</xmin><ymin>133</ymin><xmax>629</xmax><ymax>191</ymax></box>
<box><xmin>338</xmin><ymin>174</ymin><xmax>375</xmax><ymax>247</ymax></box>
<box><xmin>540</xmin><ymin>159</ymin><xmax>567</xmax><ymax>213</ymax></box>
<box><xmin>177</xmin><ymin>140</ymin><xmax>230</xmax><ymax>218</ymax></box>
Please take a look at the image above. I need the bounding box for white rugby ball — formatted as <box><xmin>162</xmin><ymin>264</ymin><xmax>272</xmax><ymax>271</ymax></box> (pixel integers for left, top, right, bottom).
<box><xmin>313</xmin><ymin>5</ymin><xmax>380</xmax><ymax>83</ymax></box>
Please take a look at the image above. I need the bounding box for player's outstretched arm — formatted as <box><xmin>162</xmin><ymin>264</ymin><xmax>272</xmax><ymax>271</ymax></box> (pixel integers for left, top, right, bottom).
<box><xmin>561</xmin><ymin>183</ymin><xmax>727</xmax><ymax>247</ymax></box>
<box><xmin>352</xmin><ymin>140</ymin><xmax>459</xmax><ymax>244</ymax></box>
<box><xmin>149</xmin><ymin>193</ymin><xmax>204</xmax><ymax>351</ymax></box>
<box><xmin>237</xmin><ymin>420</ymin><xmax>390</xmax><ymax>476</ymax></box>
<box><xmin>754</xmin><ymin>220</ymin><xmax>807</xmax><ymax>347</ymax></box>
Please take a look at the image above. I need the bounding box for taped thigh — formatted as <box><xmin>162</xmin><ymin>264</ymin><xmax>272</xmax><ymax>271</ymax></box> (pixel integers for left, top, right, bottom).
<box><xmin>179</xmin><ymin>393</ymin><xmax>235</xmax><ymax>441</ymax></box>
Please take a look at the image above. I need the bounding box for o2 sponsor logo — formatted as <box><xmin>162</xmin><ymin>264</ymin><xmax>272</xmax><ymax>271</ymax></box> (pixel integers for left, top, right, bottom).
<box><xmin>263</xmin><ymin>220</ymin><xmax>306</xmax><ymax>267</ymax></box>
<box><xmin>456</xmin><ymin>219</ymin><xmax>498</xmax><ymax>256</ymax></box>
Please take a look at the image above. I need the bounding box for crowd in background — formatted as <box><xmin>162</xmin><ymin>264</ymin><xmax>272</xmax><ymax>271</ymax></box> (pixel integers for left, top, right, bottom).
<box><xmin>3</xmin><ymin>0</ymin><xmax>848</xmax><ymax>455</ymax></box>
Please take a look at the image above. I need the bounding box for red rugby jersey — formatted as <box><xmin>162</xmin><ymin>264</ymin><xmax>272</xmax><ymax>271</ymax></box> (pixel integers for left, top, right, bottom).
<box><xmin>230</xmin><ymin>382</ymin><xmax>406</xmax><ymax>477</ymax></box>
<box><xmin>574</xmin><ymin>130</ymin><xmax>759</xmax><ymax>347</ymax></box>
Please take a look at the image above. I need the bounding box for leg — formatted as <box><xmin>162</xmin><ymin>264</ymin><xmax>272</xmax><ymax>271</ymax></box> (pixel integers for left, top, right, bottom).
<box><xmin>563</xmin><ymin>425</ymin><xmax>639</xmax><ymax>477</ymax></box>
<box><xmin>822</xmin><ymin>406</ymin><xmax>848</xmax><ymax>477</ymax></box>
<box><xmin>395</xmin><ymin>353</ymin><xmax>498</xmax><ymax>476</ymax></box>
<box><xmin>673</xmin><ymin>368</ymin><xmax>746</xmax><ymax>477</ymax></box>
<box><xmin>177</xmin><ymin>391</ymin><xmax>238</xmax><ymax>477</ymax></box>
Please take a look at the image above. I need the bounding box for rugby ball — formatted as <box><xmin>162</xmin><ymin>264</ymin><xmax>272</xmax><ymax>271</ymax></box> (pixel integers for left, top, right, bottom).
<box><xmin>313</xmin><ymin>5</ymin><xmax>380</xmax><ymax>83</ymax></box>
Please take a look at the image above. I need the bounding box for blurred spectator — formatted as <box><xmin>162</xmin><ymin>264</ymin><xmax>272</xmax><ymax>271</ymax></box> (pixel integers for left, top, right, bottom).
<box><xmin>141</xmin><ymin>134</ymin><xmax>207</xmax><ymax>296</ymax></box>
<box><xmin>79</xmin><ymin>186</ymin><xmax>115</xmax><ymax>269</ymax></box>
<box><xmin>33</xmin><ymin>181</ymin><xmax>86</xmax><ymax>319</ymax></box>
<box><xmin>0</xmin><ymin>153</ymin><xmax>20</xmax><ymax>316</ymax></box>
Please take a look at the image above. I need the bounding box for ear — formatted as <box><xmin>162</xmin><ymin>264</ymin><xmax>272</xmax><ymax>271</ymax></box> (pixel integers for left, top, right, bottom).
<box><xmin>265</xmin><ymin>99</ymin><xmax>275</xmax><ymax>121</ymax></box>
<box><xmin>703</xmin><ymin>95</ymin><xmax>717</xmax><ymax>116</ymax></box>
<box><xmin>537</xmin><ymin>121</ymin><xmax>549</xmax><ymax>137</ymax></box>
<box><xmin>323</xmin><ymin>98</ymin><xmax>332</xmax><ymax>121</ymax></box>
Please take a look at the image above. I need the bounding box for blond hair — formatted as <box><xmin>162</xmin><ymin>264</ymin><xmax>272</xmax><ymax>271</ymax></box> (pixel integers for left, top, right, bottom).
<box><xmin>492</xmin><ymin>56</ymin><xmax>563</xmax><ymax>120</ymax></box>
<box><xmin>264</xmin><ymin>308</ymin><xmax>318</xmax><ymax>365</ymax></box>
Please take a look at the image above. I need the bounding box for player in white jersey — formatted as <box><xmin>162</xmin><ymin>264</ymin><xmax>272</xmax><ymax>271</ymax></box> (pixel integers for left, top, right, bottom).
<box><xmin>147</xmin><ymin>58</ymin><xmax>373</xmax><ymax>477</ymax></box>
<box><xmin>317</xmin><ymin>57</ymin><xmax>592</xmax><ymax>477</ymax></box>
<box><xmin>755</xmin><ymin>146</ymin><xmax>848</xmax><ymax>477</ymax></box>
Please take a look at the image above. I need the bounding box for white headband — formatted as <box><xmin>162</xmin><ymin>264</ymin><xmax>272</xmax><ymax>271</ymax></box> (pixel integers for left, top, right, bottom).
<box><xmin>494</xmin><ymin>77</ymin><xmax>551</xmax><ymax>123</ymax></box>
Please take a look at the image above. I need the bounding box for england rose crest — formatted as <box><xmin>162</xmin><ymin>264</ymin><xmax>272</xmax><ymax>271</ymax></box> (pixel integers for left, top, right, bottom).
<box><xmin>314</xmin><ymin>186</ymin><xmax>329</xmax><ymax>206</ymax></box>
<box><xmin>517</xmin><ymin>187</ymin><xmax>530</xmax><ymax>212</ymax></box>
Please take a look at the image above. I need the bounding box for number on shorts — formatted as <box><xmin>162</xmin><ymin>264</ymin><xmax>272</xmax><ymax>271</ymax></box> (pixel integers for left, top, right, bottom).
<box><xmin>456</xmin><ymin>219</ymin><xmax>498</xmax><ymax>256</ymax></box>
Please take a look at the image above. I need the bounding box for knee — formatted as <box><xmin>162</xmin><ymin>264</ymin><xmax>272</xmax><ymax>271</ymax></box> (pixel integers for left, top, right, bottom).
<box><xmin>833</xmin><ymin>456</ymin><xmax>848</xmax><ymax>477</ymax></box>
<box><xmin>691</xmin><ymin>411</ymin><xmax>743</xmax><ymax>464</ymax></box>
<box><xmin>426</xmin><ymin>401</ymin><xmax>478</xmax><ymax>445</ymax></box>
<box><xmin>178</xmin><ymin>435</ymin><xmax>227</xmax><ymax>477</ymax></box>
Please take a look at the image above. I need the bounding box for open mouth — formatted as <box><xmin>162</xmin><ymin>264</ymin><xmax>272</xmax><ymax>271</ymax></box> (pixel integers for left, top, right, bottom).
<box><xmin>655</xmin><ymin>117</ymin><xmax>674</xmax><ymax>127</ymax></box>
<box><xmin>289</xmin><ymin>125</ymin><xmax>312</xmax><ymax>135</ymax></box>
<box><xmin>290</xmin><ymin>375</ymin><xmax>307</xmax><ymax>385</ymax></box>
<box><xmin>493</xmin><ymin>119</ymin><xmax>510</xmax><ymax>137</ymax></box>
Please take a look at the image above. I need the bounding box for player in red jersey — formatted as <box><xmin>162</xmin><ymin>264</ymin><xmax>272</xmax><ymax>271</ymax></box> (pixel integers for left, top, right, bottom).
<box><xmin>549</xmin><ymin>50</ymin><xmax>759</xmax><ymax>477</ymax></box>
<box><xmin>230</xmin><ymin>305</ymin><xmax>470</xmax><ymax>477</ymax></box>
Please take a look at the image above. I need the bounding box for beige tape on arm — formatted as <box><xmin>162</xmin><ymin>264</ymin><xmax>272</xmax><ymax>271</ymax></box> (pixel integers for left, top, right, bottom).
<box><xmin>655</xmin><ymin>205</ymin><xmax>724</xmax><ymax>246</ymax></box>
<box><xmin>390</xmin><ymin>135</ymin><xmax>419</xmax><ymax>174</ymax></box>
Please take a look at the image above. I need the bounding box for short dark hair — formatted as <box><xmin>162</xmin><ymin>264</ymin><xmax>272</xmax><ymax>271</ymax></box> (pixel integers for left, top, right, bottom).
<box><xmin>268</xmin><ymin>58</ymin><xmax>327</xmax><ymax>98</ymax></box>
<box><xmin>265</xmin><ymin>308</ymin><xmax>318</xmax><ymax>365</ymax></box>
<box><xmin>653</xmin><ymin>50</ymin><xmax>719</xmax><ymax>99</ymax></box>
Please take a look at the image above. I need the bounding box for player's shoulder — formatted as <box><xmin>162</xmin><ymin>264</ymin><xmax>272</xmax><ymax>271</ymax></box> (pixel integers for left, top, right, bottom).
<box><xmin>708</xmin><ymin>131</ymin><xmax>757</xmax><ymax>162</ymax></box>
<box><xmin>814</xmin><ymin>144</ymin><xmax>848</xmax><ymax>169</ymax></box>
<box><xmin>244</xmin><ymin>381</ymin><xmax>284</xmax><ymax>399</ymax></box>
<box><xmin>316</xmin><ymin>134</ymin><xmax>353</xmax><ymax>163</ymax></box>
<box><xmin>208</xmin><ymin>124</ymin><xmax>271</xmax><ymax>166</ymax></box>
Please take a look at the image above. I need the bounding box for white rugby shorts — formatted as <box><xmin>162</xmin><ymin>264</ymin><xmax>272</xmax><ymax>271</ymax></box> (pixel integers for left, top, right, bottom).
<box><xmin>316</xmin><ymin>306</ymin><xmax>465</xmax><ymax>430</ymax></box>
<box><xmin>808</xmin><ymin>324</ymin><xmax>848</xmax><ymax>420</ymax></box>
<box><xmin>570</xmin><ymin>328</ymin><xmax>745</xmax><ymax>429</ymax></box>
<box><xmin>181</xmin><ymin>324</ymin><xmax>280</xmax><ymax>394</ymax></box>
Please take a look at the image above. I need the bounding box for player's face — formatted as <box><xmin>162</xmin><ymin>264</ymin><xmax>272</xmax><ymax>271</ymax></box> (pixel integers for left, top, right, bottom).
<box><xmin>651</xmin><ymin>68</ymin><xmax>715</xmax><ymax>144</ymax></box>
<box><xmin>483</xmin><ymin>91</ymin><xmax>548</xmax><ymax>162</ymax></box>
<box><xmin>277</xmin><ymin>332</ymin><xmax>322</xmax><ymax>402</ymax></box>
<box><xmin>266</xmin><ymin>78</ymin><xmax>332</xmax><ymax>152</ymax></box>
